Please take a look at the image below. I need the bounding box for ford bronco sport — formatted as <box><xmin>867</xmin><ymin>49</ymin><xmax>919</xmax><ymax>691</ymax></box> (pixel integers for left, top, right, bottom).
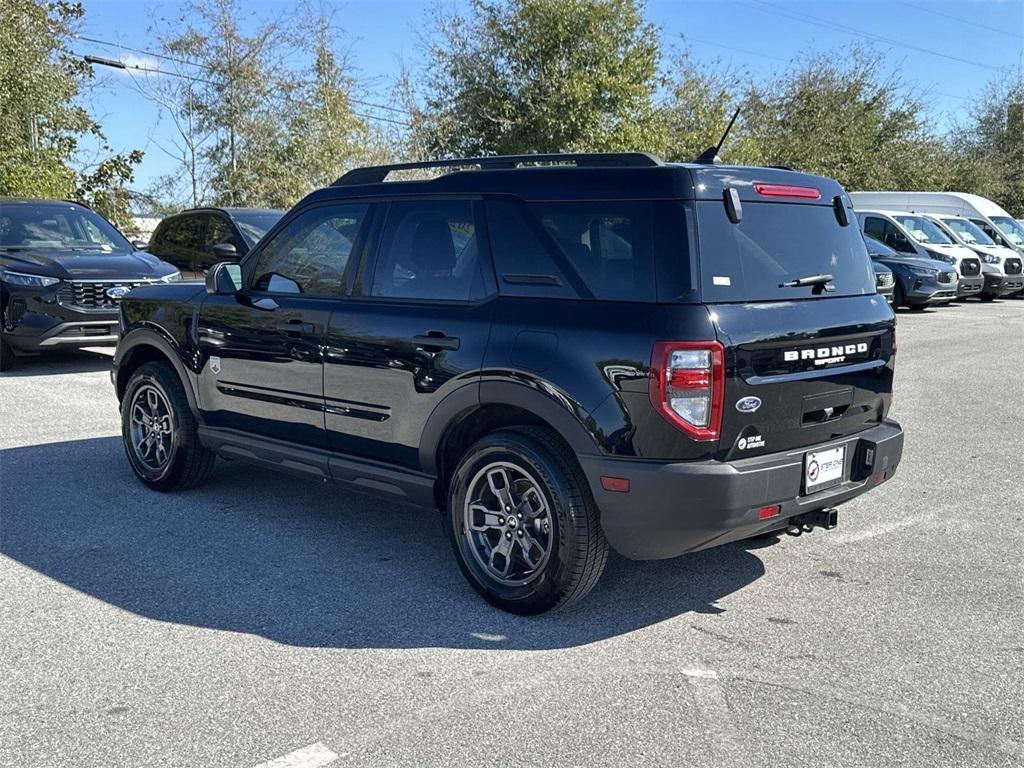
<box><xmin>112</xmin><ymin>153</ymin><xmax>904</xmax><ymax>614</ymax></box>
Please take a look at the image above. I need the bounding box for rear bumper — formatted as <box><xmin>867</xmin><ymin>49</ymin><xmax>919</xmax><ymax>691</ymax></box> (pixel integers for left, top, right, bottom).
<box><xmin>580</xmin><ymin>420</ymin><xmax>903</xmax><ymax>560</ymax></box>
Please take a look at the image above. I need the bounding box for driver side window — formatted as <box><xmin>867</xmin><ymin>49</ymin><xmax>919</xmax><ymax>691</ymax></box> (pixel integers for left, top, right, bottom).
<box><xmin>250</xmin><ymin>204</ymin><xmax>369</xmax><ymax>296</ymax></box>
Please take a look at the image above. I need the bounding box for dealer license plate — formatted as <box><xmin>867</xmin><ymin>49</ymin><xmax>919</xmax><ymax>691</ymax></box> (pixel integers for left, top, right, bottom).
<box><xmin>804</xmin><ymin>446</ymin><xmax>845</xmax><ymax>494</ymax></box>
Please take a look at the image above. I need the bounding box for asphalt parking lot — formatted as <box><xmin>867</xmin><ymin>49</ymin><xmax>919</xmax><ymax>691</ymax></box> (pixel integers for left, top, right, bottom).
<box><xmin>1</xmin><ymin>300</ymin><xmax>1022</xmax><ymax>768</ymax></box>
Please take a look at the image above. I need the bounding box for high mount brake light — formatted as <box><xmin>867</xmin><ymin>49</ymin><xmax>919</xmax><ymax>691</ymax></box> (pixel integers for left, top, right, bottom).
<box><xmin>649</xmin><ymin>341</ymin><xmax>725</xmax><ymax>441</ymax></box>
<box><xmin>754</xmin><ymin>183</ymin><xmax>821</xmax><ymax>200</ymax></box>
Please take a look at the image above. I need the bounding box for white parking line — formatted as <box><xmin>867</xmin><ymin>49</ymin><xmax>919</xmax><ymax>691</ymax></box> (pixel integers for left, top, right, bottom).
<box><xmin>252</xmin><ymin>742</ymin><xmax>339</xmax><ymax>768</ymax></box>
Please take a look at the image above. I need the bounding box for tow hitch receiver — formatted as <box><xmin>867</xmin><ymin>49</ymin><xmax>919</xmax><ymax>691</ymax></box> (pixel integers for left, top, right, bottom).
<box><xmin>785</xmin><ymin>508</ymin><xmax>839</xmax><ymax>536</ymax></box>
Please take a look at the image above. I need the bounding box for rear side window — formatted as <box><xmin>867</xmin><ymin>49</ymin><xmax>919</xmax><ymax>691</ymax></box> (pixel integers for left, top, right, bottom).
<box><xmin>370</xmin><ymin>200</ymin><xmax>485</xmax><ymax>302</ymax></box>
<box><xmin>486</xmin><ymin>199</ymin><xmax>658</xmax><ymax>301</ymax></box>
<box><xmin>697</xmin><ymin>201</ymin><xmax>875</xmax><ymax>302</ymax></box>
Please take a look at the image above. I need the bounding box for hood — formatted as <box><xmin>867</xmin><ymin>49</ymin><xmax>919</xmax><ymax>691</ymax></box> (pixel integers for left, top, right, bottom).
<box><xmin>925</xmin><ymin>242</ymin><xmax>977</xmax><ymax>262</ymax></box>
<box><xmin>966</xmin><ymin>243</ymin><xmax>1018</xmax><ymax>261</ymax></box>
<box><xmin>871</xmin><ymin>254</ymin><xmax>951</xmax><ymax>272</ymax></box>
<box><xmin>0</xmin><ymin>247</ymin><xmax>177</xmax><ymax>281</ymax></box>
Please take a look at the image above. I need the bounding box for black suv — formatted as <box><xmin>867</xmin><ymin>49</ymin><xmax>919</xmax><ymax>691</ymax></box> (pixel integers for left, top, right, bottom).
<box><xmin>146</xmin><ymin>207</ymin><xmax>283</xmax><ymax>280</ymax></box>
<box><xmin>1</xmin><ymin>198</ymin><xmax>181</xmax><ymax>371</ymax></box>
<box><xmin>112</xmin><ymin>154</ymin><xmax>903</xmax><ymax>614</ymax></box>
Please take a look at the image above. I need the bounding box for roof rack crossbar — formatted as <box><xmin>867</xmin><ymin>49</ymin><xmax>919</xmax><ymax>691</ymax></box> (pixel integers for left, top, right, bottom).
<box><xmin>333</xmin><ymin>152</ymin><xmax>663</xmax><ymax>186</ymax></box>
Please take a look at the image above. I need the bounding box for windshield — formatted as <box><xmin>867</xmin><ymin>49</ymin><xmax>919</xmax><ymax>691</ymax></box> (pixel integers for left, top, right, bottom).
<box><xmin>232</xmin><ymin>211</ymin><xmax>283</xmax><ymax>246</ymax></box>
<box><xmin>0</xmin><ymin>203</ymin><xmax>132</xmax><ymax>253</ymax></box>
<box><xmin>892</xmin><ymin>215</ymin><xmax>953</xmax><ymax>245</ymax></box>
<box><xmin>938</xmin><ymin>217</ymin><xmax>995</xmax><ymax>246</ymax></box>
<box><xmin>864</xmin><ymin>235</ymin><xmax>898</xmax><ymax>258</ymax></box>
<box><xmin>991</xmin><ymin>216</ymin><xmax>1024</xmax><ymax>247</ymax></box>
<box><xmin>697</xmin><ymin>201</ymin><xmax>875</xmax><ymax>302</ymax></box>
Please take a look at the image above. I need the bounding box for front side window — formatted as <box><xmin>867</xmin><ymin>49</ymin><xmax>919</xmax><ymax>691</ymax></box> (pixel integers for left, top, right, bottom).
<box><xmin>370</xmin><ymin>200</ymin><xmax>484</xmax><ymax>301</ymax></box>
<box><xmin>204</xmin><ymin>214</ymin><xmax>239</xmax><ymax>250</ymax></box>
<box><xmin>250</xmin><ymin>203</ymin><xmax>369</xmax><ymax>296</ymax></box>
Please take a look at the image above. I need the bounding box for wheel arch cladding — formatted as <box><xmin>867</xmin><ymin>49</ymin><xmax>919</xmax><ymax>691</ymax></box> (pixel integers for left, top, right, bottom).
<box><xmin>424</xmin><ymin>382</ymin><xmax>601</xmax><ymax>509</ymax></box>
<box><xmin>116</xmin><ymin>330</ymin><xmax>197</xmax><ymax>412</ymax></box>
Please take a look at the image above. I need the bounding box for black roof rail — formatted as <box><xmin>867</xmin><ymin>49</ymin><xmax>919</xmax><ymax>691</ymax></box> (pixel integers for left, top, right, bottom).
<box><xmin>332</xmin><ymin>152</ymin><xmax>664</xmax><ymax>186</ymax></box>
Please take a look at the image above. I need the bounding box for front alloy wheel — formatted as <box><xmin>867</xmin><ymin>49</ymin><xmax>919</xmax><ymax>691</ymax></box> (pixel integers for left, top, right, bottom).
<box><xmin>128</xmin><ymin>384</ymin><xmax>175</xmax><ymax>471</ymax></box>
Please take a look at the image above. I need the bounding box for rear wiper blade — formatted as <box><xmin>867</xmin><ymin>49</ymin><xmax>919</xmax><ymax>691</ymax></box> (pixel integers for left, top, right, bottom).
<box><xmin>779</xmin><ymin>274</ymin><xmax>834</xmax><ymax>295</ymax></box>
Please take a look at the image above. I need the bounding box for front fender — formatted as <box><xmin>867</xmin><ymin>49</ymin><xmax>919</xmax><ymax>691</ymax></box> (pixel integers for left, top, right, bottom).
<box><xmin>114</xmin><ymin>325</ymin><xmax>199</xmax><ymax>412</ymax></box>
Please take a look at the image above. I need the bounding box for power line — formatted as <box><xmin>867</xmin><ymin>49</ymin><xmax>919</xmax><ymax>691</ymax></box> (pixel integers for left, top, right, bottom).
<box><xmin>684</xmin><ymin>36</ymin><xmax>790</xmax><ymax>63</ymax></box>
<box><xmin>751</xmin><ymin>1</ymin><xmax>1004</xmax><ymax>72</ymax></box>
<box><xmin>75</xmin><ymin>32</ymin><xmax>411</xmax><ymax>117</ymax></box>
<box><xmin>893</xmin><ymin>2</ymin><xmax>1024</xmax><ymax>41</ymax></box>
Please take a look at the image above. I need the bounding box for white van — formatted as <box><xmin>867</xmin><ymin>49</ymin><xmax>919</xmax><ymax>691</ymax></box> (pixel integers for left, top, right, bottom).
<box><xmin>855</xmin><ymin>209</ymin><xmax>984</xmax><ymax>298</ymax></box>
<box><xmin>849</xmin><ymin>191</ymin><xmax>1024</xmax><ymax>255</ymax></box>
<box><xmin>922</xmin><ymin>214</ymin><xmax>1023</xmax><ymax>299</ymax></box>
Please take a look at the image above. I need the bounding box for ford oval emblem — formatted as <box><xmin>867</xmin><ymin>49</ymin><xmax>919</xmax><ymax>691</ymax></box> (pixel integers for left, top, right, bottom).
<box><xmin>736</xmin><ymin>396</ymin><xmax>762</xmax><ymax>413</ymax></box>
<box><xmin>105</xmin><ymin>285</ymin><xmax>130</xmax><ymax>299</ymax></box>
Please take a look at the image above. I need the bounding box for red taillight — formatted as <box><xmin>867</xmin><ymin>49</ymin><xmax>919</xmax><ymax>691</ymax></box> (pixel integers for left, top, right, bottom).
<box><xmin>649</xmin><ymin>340</ymin><xmax>725</xmax><ymax>441</ymax></box>
<box><xmin>754</xmin><ymin>183</ymin><xmax>821</xmax><ymax>200</ymax></box>
<box><xmin>758</xmin><ymin>504</ymin><xmax>781</xmax><ymax>520</ymax></box>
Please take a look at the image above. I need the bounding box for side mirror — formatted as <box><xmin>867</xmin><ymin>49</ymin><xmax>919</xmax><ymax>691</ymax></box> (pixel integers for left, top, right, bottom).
<box><xmin>206</xmin><ymin>262</ymin><xmax>242</xmax><ymax>295</ymax></box>
<box><xmin>212</xmin><ymin>242</ymin><xmax>239</xmax><ymax>261</ymax></box>
<box><xmin>132</xmin><ymin>239</ymin><xmax>149</xmax><ymax>250</ymax></box>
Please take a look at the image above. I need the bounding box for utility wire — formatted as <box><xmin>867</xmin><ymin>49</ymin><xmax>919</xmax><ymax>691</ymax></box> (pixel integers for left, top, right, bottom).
<box><xmin>751</xmin><ymin>1</ymin><xmax>1004</xmax><ymax>72</ymax></box>
<box><xmin>74</xmin><ymin>32</ymin><xmax>411</xmax><ymax>117</ymax></box>
<box><xmin>683</xmin><ymin>37</ymin><xmax>791</xmax><ymax>63</ymax></box>
<box><xmin>893</xmin><ymin>2</ymin><xmax>1024</xmax><ymax>41</ymax></box>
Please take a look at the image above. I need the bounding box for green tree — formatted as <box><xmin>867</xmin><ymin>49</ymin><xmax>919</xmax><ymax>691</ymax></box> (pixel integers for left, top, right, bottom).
<box><xmin>0</xmin><ymin>0</ymin><xmax>143</xmax><ymax>227</ymax></box>
<box><xmin>411</xmin><ymin>0</ymin><xmax>664</xmax><ymax>157</ymax></box>
<box><xmin>740</xmin><ymin>46</ymin><xmax>947</xmax><ymax>191</ymax></box>
<box><xmin>659</xmin><ymin>50</ymin><xmax>759</xmax><ymax>164</ymax></box>
<box><xmin>150</xmin><ymin>0</ymin><xmax>373</xmax><ymax>209</ymax></box>
<box><xmin>947</xmin><ymin>72</ymin><xmax>1024</xmax><ymax>216</ymax></box>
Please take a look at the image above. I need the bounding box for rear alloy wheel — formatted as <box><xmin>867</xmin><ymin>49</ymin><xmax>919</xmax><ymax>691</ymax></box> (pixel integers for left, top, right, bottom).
<box><xmin>447</xmin><ymin>427</ymin><xmax>608</xmax><ymax>614</ymax></box>
<box><xmin>121</xmin><ymin>361</ymin><xmax>216</xmax><ymax>491</ymax></box>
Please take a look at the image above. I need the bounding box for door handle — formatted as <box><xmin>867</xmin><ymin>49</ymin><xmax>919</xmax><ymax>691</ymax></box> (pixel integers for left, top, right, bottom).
<box><xmin>413</xmin><ymin>332</ymin><xmax>460</xmax><ymax>351</ymax></box>
<box><xmin>278</xmin><ymin>320</ymin><xmax>315</xmax><ymax>335</ymax></box>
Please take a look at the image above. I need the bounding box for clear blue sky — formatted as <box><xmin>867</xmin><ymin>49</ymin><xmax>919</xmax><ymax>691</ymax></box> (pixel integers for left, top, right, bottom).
<box><xmin>74</xmin><ymin>0</ymin><xmax>1024</xmax><ymax>193</ymax></box>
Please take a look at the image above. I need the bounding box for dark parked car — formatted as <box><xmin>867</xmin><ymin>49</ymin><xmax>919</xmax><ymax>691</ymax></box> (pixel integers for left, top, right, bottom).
<box><xmin>1</xmin><ymin>198</ymin><xmax>180</xmax><ymax>371</ymax></box>
<box><xmin>872</xmin><ymin>261</ymin><xmax>895</xmax><ymax>304</ymax></box>
<box><xmin>864</xmin><ymin>235</ymin><xmax>957</xmax><ymax>310</ymax></box>
<box><xmin>146</xmin><ymin>207</ymin><xmax>283</xmax><ymax>280</ymax></box>
<box><xmin>112</xmin><ymin>153</ymin><xmax>903</xmax><ymax>613</ymax></box>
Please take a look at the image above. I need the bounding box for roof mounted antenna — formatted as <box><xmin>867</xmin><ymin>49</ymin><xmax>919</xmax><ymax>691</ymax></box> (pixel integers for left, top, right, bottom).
<box><xmin>694</xmin><ymin>108</ymin><xmax>740</xmax><ymax>165</ymax></box>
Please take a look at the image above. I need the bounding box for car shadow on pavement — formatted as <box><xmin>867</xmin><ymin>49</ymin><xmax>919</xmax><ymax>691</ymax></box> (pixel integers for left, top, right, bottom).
<box><xmin>0</xmin><ymin>349</ymin><xmax>113</xmax><ymax>377</ymax></box>
<box><xmin>0</xmin><ymin>436</ymin><xmax>766</xmax><ymax>651</ymax></box>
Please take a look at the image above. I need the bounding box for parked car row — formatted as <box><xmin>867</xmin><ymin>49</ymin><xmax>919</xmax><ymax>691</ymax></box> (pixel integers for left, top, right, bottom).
<box><xmin>850</xmin><ymin>192</ymin><xmax>1024</xmax><ymax>310</ymax></box>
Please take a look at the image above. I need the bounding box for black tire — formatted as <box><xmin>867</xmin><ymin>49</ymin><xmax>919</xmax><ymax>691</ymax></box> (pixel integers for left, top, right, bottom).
<box><xmin>893</xmin><ymin>281</ymin><xmax>907</xmax><ymax>309</ymax></box>
<box><xmin>121</xmin><ymin>361</ymin><xmax>215</xmax><ymax>492</ymax></box>
<box><xmin>0</xmin><ymin>335</ymin><xmax>14</xmax><ymax>372</ymax></box>
<box><xmin>979</xmin><ymin>294</ymin><xmax>996</xmax><ymax>302</ymax></box>
<box><xmin>908</xmin><ymin>303</ymin><xmax>928</xmax><ymax>311</ymax></box>
<box><xmin>446</xmin><ymin>426</ymin><xmax>608</xmax><ymax>614</ymax></box>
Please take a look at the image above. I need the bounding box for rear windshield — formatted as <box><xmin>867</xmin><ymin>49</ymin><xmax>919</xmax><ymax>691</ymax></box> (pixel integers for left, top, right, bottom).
<box><xmin>696</xmin><ymin>201</ymin><xmax>875</xmax><ymax>302</ymax></box>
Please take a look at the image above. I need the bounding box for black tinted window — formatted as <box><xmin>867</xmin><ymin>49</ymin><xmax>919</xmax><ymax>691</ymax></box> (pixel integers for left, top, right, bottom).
<box><xmin>204</xmin><ymin>214</ymin><xmax>238</xmax><ymax>250</ymax></box>
<box><xmin>251</xmin><ymin>204</ymin><xmax>368</xmax><ymax>295</ymax></box>
<box><xmin>697</xmin><ymin>201</ymin><xmax>875</xmax><ymax>302</ymax></box>
<box><xmin>371</xmin><ymin>200</ymin><xmax>484</xmax><ymax>301</ymax></box>
<box><xmin>529</xmin><ymin>202</ymin><xmax>655</xmax><ymax>301</ymax></box>
<box><xmin>863</xmin><ymin>216</ymin><xmax>886</xmax><ymax>242</ymax></box>
<box><xmin>485</xmin><ymin>199</ymin><xmax>578</xmax><ymax>298</ymax></box>
<box><xmin>165</xmin><ymin>216</ymin><xmax>204</xmax><ymax>249</ymax></box>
